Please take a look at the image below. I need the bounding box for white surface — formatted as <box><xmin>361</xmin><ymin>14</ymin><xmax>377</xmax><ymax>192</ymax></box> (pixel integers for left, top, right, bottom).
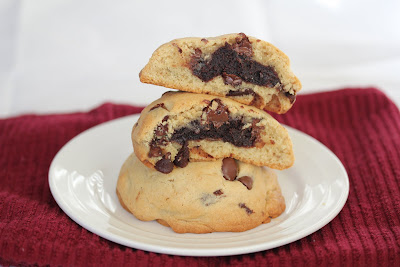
<box><xmin>1</xmin><ymin>0</ymin><xmax>400</xmax><ymax>117</ymax></box>
<box><xmin>48</xmin><ymin>114</ymin><xmax>349</xmax><ymax>256</ymax></box>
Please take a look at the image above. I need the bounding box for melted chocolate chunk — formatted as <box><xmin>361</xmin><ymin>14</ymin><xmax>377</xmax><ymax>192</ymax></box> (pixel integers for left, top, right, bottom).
<box><xmin>190</xmin><ymin>33</ymin><xmax>280</xmax><ymax>88</ymax></box>
<box><xmin>285</xmin><ymin>92</ymin><xmax>296</xmax><ymax>104</ymax></box>
<box><xmin>238</xmin><ymin>176</ymin><xmax>253</xmax><ymax>190</ymax></box>
<box><xmin>221</xmin><ymin>158</ymin><xmax>238</xmax><ymax>181</ymax></box>
<box><xmin>222</xmin><ymin>72</ymin><xmax>242</xmax><ymax>86</ymax></box>
<box><xmin>173</xmin><ymin>142</ymin><xmax>189</xmax><ymax>168</ymax></box>
<box><xmin>155</xmin><ymin>153</ymin><xmax>174</xmax><ymax>174</ymax></box>
<box><xmin>232</xmin><ymin>33</ymin><xmax>253</xmax><ymax>57</ymax></box>
<box><xmin>149</xmin><ymin>123</ymin><xmax>168</xmax><ymax>158</ymax></box>
<box><xmin>203</xmin><ymin>99</ymin><xmax>229</xmax><ymax>128</ymax></box>
<box><xmin>226</xmin><ymin>88</ymin><xmax>256</xmax><ymax>97</ymax></box>
<box><xmin>201</xmin><ymin>38</ymin><xmax>208</xmax><ymax>44</ymax></box>
<box><xmin>148</xmin><ymin>144</ymin><xmax>162</xmax><ymax>157</ymax></box>
<box><xmin>213</xmin><ymin>189</ymin><xmax>224</xmax><ymax>196</ymax></box>
<box><xmin>155</xmin><ymin>123</ymin><xmax>168</xmax><ymax>136</ymax></box>
<box><xmin>150</xmin><ymin>103</ymin><xmax>168</xmax><ymax>111</ymax></box>
<box><xmin>149</xmin><ymin>119</ymin><xmax>170</xmax><ymax>158</ymax></box>
<box><xmin>239</xmin><ymin>203</ymin><xmax>254</xmax><ymax>215</ymax></box>
<box><xmin>162</xmin><ymin>115</ymin><xmax>169</xmax><ymax>122</ymax></box>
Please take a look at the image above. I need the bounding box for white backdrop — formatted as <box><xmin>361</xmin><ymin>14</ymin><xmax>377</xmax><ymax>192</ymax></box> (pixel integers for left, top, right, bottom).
<box><xmin>1</xmin><ymin>0</ymin><xmax>400</xmax><ymax>117</ymax></box>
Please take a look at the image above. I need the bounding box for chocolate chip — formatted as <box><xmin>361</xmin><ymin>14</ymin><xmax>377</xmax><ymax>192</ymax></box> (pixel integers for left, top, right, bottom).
<box><xmin>155</xmin><ymin>153</ymin><xmax>174</xmax><ymax>174</ymax></box>
<box><xmin>173</xmin><ymin>142</ymin><xmax>189</xmax><ymax>168</ymax></box>
<box><xmin>226</xmin><ymin>88</ymin><xmax>255</xmax><ymax>97</ymax></box>
<box><xmin>201</xmin><ymin>38</ymin><xmax>208</xmax><ymax>44</ymax></box>
<box><xmin>238</xmin><ymin>176</ymin><xmax>253</xmax><ymax>190</ymax></box>
<box><xmin>155</xmin><ymin>123</ymin><xmax>168</xmax><ymax>136</ymax></box>
<box><xmin>221</xmin><ymin>158</ymin><xmax>237</xmax><ymax>181</ymax></box>
<box><xmin>150</xmin><ymin>103</ymin><xmax>168</xmax><ymax>111</ymax></box>
<box><xmin>285</xmin><ymin>92</ymin><xmax>296</xmax><ymax>104</ymax></box>
<box><xmin>233</xmin><ymin>33</ymin><xmax>253</xmax><ymax>57</ymax></box>
<box><xmin>213</xmin><ymin>189</ymin><xmax>223</xmax><ymax>196</ymax></box>
<box><xmin>222</xmin><ymin>72</ymin><xmax>242</xmax><ymax>86</ymax></box>
<box><xmin>148</xmin><ymin>144</ymin><xmax>162</xmax><ymax>157</ymax></box>
<box><xmin>239</xmin><ymin>203</ymin><xmax>254</xmax><ymax>215</ymax></box>
<box><xmin>204</xmin><ymin>99</ymin><xmax>229</xmax><ymax>128</ymax></box>
<box><xmin>162</xmin><ymin>116</ymin><xmax>169</xmax><ymax>123</ymax></box>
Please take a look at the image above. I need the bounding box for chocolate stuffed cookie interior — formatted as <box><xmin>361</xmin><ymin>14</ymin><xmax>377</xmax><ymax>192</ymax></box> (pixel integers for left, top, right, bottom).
<box><xmin>132</xmin><ymin>94</ymin><xmax>294</xmax><ymax>174</ymax></box>
<box><xmin>139</xmin><ymin>33</ymin><xmax>301</xmax><ymax>114</ymax></box>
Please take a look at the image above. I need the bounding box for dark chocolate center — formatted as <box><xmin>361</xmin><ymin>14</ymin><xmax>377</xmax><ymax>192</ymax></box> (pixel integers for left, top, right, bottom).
<box><xmin>170</xmin><ymin>117</ymin><xmax>260</xmax><ymax>148</ymax></box>
<box><xmin>190</xmin><ymin>35</ymin><xmax>280</xmax><ymax>88</ymax></box>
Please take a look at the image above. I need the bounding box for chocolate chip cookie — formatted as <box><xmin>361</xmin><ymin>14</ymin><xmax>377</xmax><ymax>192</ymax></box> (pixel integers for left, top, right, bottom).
<box><xmin>116</xmin><ymin>153</ymin><xmax>286</xmax><ymax>233</ymax></box>
<box><xmin>139</xmin><ymin>33</ymin><xmax>301</xmax><ymax>114</ymax></box>
<box><xmin>132</xmin><ymin>91</ymin><xmax>294</xmax><ymax>174</ymax></box>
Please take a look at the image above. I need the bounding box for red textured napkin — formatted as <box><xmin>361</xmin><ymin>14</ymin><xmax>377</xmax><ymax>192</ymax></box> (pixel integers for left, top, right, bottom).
<box><xmin>1</xmin><ymin>88</ymin><xmax>399</xmax><ymax>266</ymax></box>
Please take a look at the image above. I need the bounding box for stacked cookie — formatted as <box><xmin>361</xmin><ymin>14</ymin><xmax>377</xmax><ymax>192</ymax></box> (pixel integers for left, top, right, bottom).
<box><xmin>117</xmin><ymin>33</ymin><xmax>301</xmax><ymax>233</ymax></box>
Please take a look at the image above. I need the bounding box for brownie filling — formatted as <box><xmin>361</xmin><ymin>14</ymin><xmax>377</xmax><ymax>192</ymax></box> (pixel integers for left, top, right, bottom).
<box><xmin>190</xmin><ymin>33</ymin><xmax>281</xmax><ymax>88</ymax></box>
<box><xmin>170</xmin><ymin>118</ymin><xmax>260</xmax><ymax>147</ymax></box>
<box><xmin>170</xmin><ymin>99</ymin><xmax>263</xmax><ymax>147</ymax></box>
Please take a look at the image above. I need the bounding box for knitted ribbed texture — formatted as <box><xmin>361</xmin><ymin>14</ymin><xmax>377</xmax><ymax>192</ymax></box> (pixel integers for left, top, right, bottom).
<box><xmin>0</xmin><ymin>88</ymin><xmax>399</xmax><ymax>266</ymax></box>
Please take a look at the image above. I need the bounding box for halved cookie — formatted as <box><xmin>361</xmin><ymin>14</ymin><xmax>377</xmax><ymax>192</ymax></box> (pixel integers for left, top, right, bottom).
<box><xmin>117</xmin><ymin>153</ymin><xmax>286</xmax><ymax>233</ymax></box>
<box><xmin>132</xmin><ymin>91</ymin><xmax>294</xmax><ymax>174</ymax></box>
<box><xmin>139</xmin><ymin>33</ymin><xmax>301</xmax><ymax>114</ymax></box>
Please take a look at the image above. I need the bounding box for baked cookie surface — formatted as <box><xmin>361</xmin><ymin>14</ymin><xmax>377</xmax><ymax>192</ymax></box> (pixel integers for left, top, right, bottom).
<box><xmin>117</xmin><ymin>153</ymin><xmax>286</xmax><ymax>233</ymax></box>
<box><xmin>139</xmin><ymin>33</ymin><xmax>301</xmax><ymax>114</ymax></box>
<box><xmin>132</xmin><ymin>91</ymin><xmax>294</xmax><ymax>174</ymax></box>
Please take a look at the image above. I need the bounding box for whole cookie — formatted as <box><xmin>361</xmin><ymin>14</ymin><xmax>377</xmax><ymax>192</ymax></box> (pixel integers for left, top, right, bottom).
<box><xmin>116</xmin><ymin>153</ymin><xmax>286</xmax><ymax>234</ymax></box>
<box><xmin>132</xmin><ymin>91</ymin><xmax>294</xmax><ymax>174</ymax></box>
<box><xmin>139</xmin><ymin>33</ymin><xmax>301</xmax><ymax>114</ymax></box>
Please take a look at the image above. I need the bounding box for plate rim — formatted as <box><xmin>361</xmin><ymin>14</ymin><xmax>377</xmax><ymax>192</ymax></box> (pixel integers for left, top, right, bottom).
<box><xmin>48</xmin><ymin>114</ymin><xmax>349</xmax><ymax>256</ymax></box>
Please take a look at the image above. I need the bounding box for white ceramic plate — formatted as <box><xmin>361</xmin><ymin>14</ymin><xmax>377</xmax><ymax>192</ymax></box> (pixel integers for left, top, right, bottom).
<box><xmin>49</xmin><ymin>114</ymin><xmax>349</xmax><ymax>256</ymax></box>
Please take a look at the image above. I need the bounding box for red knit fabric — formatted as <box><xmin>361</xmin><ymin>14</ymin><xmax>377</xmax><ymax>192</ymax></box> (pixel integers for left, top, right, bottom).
<box><xmin>0</xmin><ymin>88</ymin><xmax>399</xmax><ymax>266</ymax></box>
